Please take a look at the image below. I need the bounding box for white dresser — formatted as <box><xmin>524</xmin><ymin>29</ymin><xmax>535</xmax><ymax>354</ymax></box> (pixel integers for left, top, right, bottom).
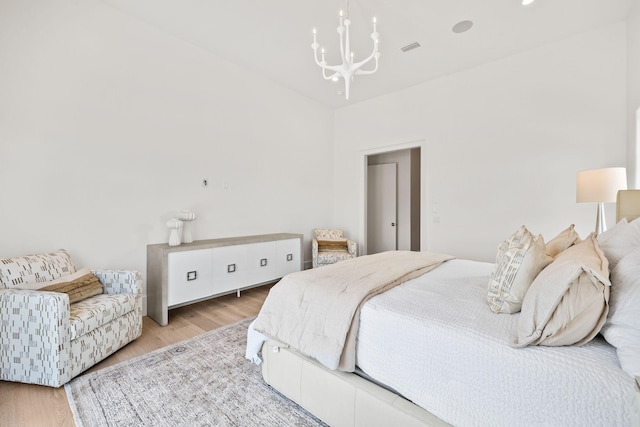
<box><xmin>147</xmin><ymin>233</ymin><xmax>303</xmax><ymax>326</ymax></box>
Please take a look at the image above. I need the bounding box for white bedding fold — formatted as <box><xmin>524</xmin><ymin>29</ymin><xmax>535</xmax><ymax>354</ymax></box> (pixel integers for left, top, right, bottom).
<box><xmin>245</xmin><ymin>319</ymin><xmax>266</xmax><ymax>365</ymax></box>
<box><xmin>253</xmin><ymin>250</ymin><xmax>453</xmax><ymax>371</ymax></box>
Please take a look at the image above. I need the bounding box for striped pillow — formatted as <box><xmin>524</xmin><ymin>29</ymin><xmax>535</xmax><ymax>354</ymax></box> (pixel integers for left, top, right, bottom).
<box><xmin>487</xmin><ymin>226</ymin><xmax>552</xmax><ymax>314</ymax></box>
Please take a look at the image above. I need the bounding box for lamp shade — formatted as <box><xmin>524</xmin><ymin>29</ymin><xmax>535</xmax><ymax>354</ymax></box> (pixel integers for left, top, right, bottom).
<box><xmin>576</xmin><ymin>167</ymin><xmax>627</xmax><ymax>203</ymax></box>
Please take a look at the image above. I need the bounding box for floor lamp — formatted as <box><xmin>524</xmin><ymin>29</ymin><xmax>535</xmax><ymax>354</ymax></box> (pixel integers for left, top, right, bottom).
<box><xmin>576</xmin><ymin>167</ymin><xmax>627</xmax><ymax>234</ymax></box>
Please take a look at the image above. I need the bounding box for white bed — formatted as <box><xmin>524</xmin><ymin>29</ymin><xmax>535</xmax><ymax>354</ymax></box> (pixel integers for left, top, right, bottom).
<box><xmin>252</xmin><ymin>190</ymin><xmax>640</xmax><ymax>427</ymax></box>
<box><xmin>356</xmin><ymin>259</ymin><xmax>638</xmax><ymax>426</ymax></box>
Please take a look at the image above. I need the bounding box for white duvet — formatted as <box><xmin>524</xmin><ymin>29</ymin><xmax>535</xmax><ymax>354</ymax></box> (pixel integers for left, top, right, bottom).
<box><xmin>356</xmin><ymin>259</ymin><xmax>640</xmax><ymax>427</ymax></box>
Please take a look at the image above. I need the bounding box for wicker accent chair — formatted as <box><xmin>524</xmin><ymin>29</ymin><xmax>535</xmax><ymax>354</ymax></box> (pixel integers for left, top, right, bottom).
<box><xmin>0</xmin><ymin>250</ymin><xmax>142</xmax><ymax>387</ymax></box>
<box><xmin>312</xmin><ymin>228</ymin><xmax>358</xmax><ymax>268</ymax></box>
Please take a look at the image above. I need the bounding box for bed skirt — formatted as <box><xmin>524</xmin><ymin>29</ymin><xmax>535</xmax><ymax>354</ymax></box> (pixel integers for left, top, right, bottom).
<box><xmin>261</xmin><ymin>340</ymin><xmax>451</xmax><ymax>427</ymax></box>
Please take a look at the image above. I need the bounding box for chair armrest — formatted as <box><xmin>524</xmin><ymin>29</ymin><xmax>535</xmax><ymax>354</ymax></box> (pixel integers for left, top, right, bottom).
<box><xmin>0</xmin><ymin>288</ymin><xmax>70</xmax><ymax>325</ymax></box>
<box><xmin>0</xmin><ymin>289</ymin><xmax>71</xmax><ymax>386</ymax></box>
<box><xmin>347</xmin><ymin>240</ymin><xmax>358</xmax><ymax>256</ymax></box>
<box><xmin>92</xmin><ymin>270</ymin><xmax>142</xmax><ymax>296</ymax></box>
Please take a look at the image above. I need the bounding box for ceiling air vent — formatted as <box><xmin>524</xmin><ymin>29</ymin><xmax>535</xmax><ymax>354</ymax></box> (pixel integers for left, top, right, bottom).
<box><xmin>400</xmin><ymin>42</ymin><xmax>421</xmax><ymax>53</ymax></box>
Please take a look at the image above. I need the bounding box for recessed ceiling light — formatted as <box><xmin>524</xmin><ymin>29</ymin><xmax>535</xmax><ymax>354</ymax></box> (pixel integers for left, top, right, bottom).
<box><xmin>522</xmin><ymin>0</ymin><xmax>535</xmax><ymax>5</ymax></box>
<box><xmin>452</xmin><ymin>20</ymin><xmax>473</xmax><ymax>34</ymax></box>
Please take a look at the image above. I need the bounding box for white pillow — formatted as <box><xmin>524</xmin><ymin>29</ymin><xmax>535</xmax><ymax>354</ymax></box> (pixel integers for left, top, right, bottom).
<box><xmin>546</xmin><ymin>224</ymin><xmax>580</xmax><ymax>258</ymax></box>
<box><xmin>600</xmin><ymin>248</ymin><xmax>640</xmax><ymax>378</ymax></box>
<box><xmin>597</xmin><ymin>218</ymin><xmax>640</xmax><ymax>270</ymax></box>
<box><xmin>516</xmin><ymin>234</ymin><xmax>610</xmax><ymax>347</ymax></box>
<box><xmin>597</xmin><ymin>218</ymin><xmax>627</xmax><ymax>244</ymax></box>
<box><xmin>487</xmin><ymin>225</ymin><xmax>552</xmax><ymax>314</ymax></box>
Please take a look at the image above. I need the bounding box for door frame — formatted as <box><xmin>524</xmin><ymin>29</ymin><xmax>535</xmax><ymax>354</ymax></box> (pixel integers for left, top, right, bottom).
<box><xmin>360</xmin><ymin>140</ymin><xmax>427</xmax><ymax>256</ymax></box>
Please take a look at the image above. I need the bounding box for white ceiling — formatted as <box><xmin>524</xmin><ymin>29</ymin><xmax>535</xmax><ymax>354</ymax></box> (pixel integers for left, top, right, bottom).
<box><xmin>98</xmin><ymin>0</ymin><xmax>635</xmax><ymax>109</ymax></box>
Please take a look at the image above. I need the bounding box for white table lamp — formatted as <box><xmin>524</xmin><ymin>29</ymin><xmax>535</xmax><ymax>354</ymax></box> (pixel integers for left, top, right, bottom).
<box><xmin>576</xmin><ymin>167</ymin><xmax>627</xmax><ymax>234</ymax></box>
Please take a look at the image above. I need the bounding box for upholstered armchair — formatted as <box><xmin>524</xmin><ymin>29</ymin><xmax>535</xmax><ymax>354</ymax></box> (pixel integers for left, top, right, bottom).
<box><xmin>312</xmin><ymin>228</ymin><xmax>358</xmax><ymax>268</ymax></box>
<box><xmin>0</xmin><ymin>250</ymin><xmax>142</xmax><ymax>387</ymax></box>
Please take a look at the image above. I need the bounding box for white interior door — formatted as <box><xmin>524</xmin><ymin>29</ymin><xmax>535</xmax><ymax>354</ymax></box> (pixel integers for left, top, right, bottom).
<box><xmin>367</xmin><ymin>163</ymin><xmax>397</xmax><ymax>254</ymax></box>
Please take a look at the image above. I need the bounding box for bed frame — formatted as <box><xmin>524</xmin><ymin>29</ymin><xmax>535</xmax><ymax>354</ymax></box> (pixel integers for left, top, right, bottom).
<box><xmin>261</xmin><ymin>340</ymin><xmax>450</xmax><ymax>427</ymax></box>
<box><xmin>261</xmin><ymin>190</ymin><xmax>640</xmax><ymax>427</ymax></box>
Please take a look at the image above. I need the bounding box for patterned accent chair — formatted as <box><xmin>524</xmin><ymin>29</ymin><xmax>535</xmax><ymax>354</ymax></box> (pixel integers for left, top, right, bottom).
<box><xmin>312</xmin><ymin>228</ymin><xmax>358</xmax><ymax>268</ymax></box>
<box><xmin>0</xmin><ymin>250</ymin><xmax>142</xmax><ymax>387</ymax></box>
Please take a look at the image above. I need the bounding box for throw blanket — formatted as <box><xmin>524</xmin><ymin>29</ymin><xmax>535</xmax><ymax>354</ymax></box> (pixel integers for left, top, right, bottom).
<box><xmin>253</xmin><ymin>251</ymin><xmax>454</xmax><ymax>371</ymax></box>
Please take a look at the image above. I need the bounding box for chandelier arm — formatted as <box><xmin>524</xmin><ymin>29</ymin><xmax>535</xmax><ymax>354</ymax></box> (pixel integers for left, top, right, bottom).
<box><xmin>320</xmin><ymin>63</ymin><xmax>343</xmax><ymax>73</ymax></box>
<box><xmin>320</xmin><ymin>64</ymin><xmax>342</xmax><ymax>80</ymax></box>
<box><xmin>351</xmin><ymin>42</ymin><xmax>379</xmax><ymax>69</ymax></box>
<box><xmin>338</xmin><ymin>27</ymin><xmax>347</xmax><ymax>64</ymax></box>
<box><xmin>322</xmin><ymin>70</ymin><xmax>341</xmax><ymax>81</ymax></box>
<box><xmin>354</xmin><ymin>56</ymin><xmax>379</xmax><ymax>75</ymax></box>
<box><xmin>312</xmin><ymin>48</ymin><xmax>326</xmax><ymax>68</ymax></box>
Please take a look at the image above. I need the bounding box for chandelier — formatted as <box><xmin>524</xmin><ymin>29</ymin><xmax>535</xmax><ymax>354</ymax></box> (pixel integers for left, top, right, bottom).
<box><xmin>311</xmin><ymin>1</ymin><xmax>380</xmax><ymax>100</ymax></box>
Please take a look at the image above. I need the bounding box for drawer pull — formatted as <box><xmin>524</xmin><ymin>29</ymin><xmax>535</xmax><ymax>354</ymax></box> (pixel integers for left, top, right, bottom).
<box><xmin>227</xmin><ymin>264</ymin><xmax>236</xmax><ymax>273</ymax></box>
<box><xmin>286</xmin><ymin>254</ymin><xmax>293</xmax><ymax>262</ymax></box>
<box><xmin>260</xmin><ymin>258</ymin><xmax>268</xmax><ymax>267</ymax></box>
<box><xmin>187</xmin><ymin>271</ymin><xmax>197</xmax><ymax>281</ymax></box>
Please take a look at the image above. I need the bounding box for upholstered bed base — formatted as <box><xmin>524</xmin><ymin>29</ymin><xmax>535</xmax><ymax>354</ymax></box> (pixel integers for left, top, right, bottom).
<box><xmin>261</xmin><ymin>340</ymin><xmax>451</xmax><ymax>427</ymax></box>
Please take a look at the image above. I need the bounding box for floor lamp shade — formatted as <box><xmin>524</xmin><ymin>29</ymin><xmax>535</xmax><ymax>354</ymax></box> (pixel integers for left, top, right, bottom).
<box><xmin>576</xmin><ymin>167</ymin><xmax>627</xmax><ymax>233</ymax></box>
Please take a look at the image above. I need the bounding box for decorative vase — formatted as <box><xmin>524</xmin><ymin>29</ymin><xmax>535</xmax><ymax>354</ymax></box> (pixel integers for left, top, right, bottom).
<box><xmin>177</xmin><ymin>210</ymin><xmax>196</xmax><ymax>244</ymax></box>
<box><xmin>166</xmin><ymin>219</ymin><xmax>183</xmax><ymax>246</ymax></box>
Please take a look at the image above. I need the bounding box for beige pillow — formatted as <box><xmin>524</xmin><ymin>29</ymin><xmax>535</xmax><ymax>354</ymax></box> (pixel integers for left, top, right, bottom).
<box><xmin>487</xmin><ymin>226</ymin><xmax>553</xmax><ymax>314</ymax></box>
<box><xmin>16</xmin><ymin>268</ymin><xmax>104</xmax><ymax>303</ymax></box>
<box><xmin>515</xmin><ymin>234</ymin><xmax>610</xmax><ymax>347</ymax></box>
<box><xmin>546</xmin><ymin>224</ymin><xmax>580</xmax><ymax>258</ymax></box>
<box><xmin>317</xmin><ymin>238</ymin><xmax>348</xmax><ymax>252</ymax></box>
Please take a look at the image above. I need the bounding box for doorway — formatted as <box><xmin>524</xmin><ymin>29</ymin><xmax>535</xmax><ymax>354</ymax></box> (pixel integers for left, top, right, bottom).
<box><xmin>367</xmin><ymin>163</ymin><xmax>397</xmax><ymax>253</ymax></box>
<box><xmin>365</xmin><ymin>147</ymin><xmax>421</xmax><ymax>255</ymax></box>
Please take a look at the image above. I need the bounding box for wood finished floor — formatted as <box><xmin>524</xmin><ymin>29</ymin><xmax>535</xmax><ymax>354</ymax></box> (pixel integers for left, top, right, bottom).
<box><xmin>0</xmin><ymin>284</ymin><xmax>272</xmax><ymax>427</ymax></box>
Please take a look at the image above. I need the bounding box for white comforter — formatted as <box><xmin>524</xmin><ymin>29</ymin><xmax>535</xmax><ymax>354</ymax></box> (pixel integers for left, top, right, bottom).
<box><xmin>254</xmin><ymin>251</ymin><xmax>452</xmax><ymax>371</ymax></box>
<box><xmin>357</xmin><ymin>259</ymin><xmax>640</xmax><ymax>427</ymax></box>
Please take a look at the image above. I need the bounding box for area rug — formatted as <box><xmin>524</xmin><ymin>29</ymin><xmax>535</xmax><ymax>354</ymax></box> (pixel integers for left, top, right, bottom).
<box><xmin>65</xmin><ymin>318</ymin><xmax>327</xmax><ymax>426</ymax></box>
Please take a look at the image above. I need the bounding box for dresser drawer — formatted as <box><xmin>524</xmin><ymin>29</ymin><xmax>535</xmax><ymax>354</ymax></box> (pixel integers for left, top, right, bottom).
<box><xmin>167</xmin><ymin>249</ymin><xmax>213</xmax><ymax>307</ymax></box>
<box><xmin>277</xmin><ymin>238</ymin><xmax>301</xmax><ymax>277</ymax></box>
<box><xmin>211</xmin><ymin>245</ymin><xmax>248</xmax><ymax>294</ymax></box>
<box><xmin>246</xmin><ymin>241</ymin><xmax>279</xmax><ymax>285</ymax></box>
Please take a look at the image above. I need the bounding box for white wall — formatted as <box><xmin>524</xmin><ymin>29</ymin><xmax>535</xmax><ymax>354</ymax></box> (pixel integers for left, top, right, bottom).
<box><xmin>334</xmin><ymin>23</ymin><xmax>627</xmax><ymax>262</ymax></box>
<box><xmin>627</xmin><ymin>2</ymin><xmax>640</xmax><ymax>189</ymax></box>
<box><xmin>0</xmin><ymin>1</ymin><xmax>334</xmax><ymax>310</ymax></box>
